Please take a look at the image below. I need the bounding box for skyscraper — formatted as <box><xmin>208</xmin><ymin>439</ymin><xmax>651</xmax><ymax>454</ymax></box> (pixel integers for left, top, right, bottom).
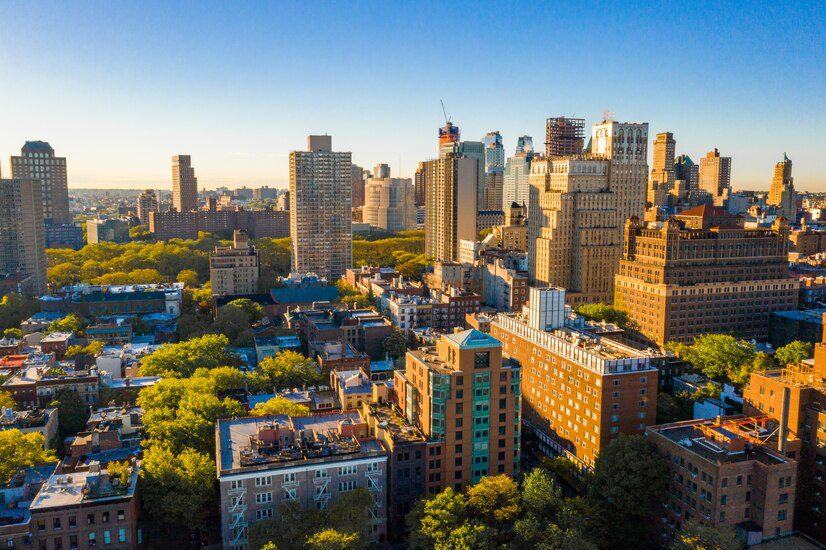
<box><xmin>414</xmin><ymin>162</ymin><xmax>426</xmax><ymax>207</ymax></box>
<box><xmin>482</xmin><ymin>131</ymin><xmax>505</xmax><ymax>210</ymax></box>
<box><xmin>424</xmin><ymin>153</ymin><xmax>478</xmax><ymax>263</ymax></box>
<box><xmin>0</xmin><ymin>178</ymin><xmax>46</xmax><ymax>296</ymax></box>
<box><xmin>502</xmin><ymin>137</ymin><xmax>535</xmax><ymax>210</ymax></box>
<box><xmin>290</xmin><ymin>135</ymin><xmax>352</xmax><ymax>280</ymax></box>
<box><xmin>351</xmin><ymin>164</ymin><xmax>367</xmax><ymax>208</ymax></box>
<box><xmin>768</xmin><ymin>154</ymin><xmax>796</xmax><ymax>220</ymax></box>
<box><xmin>10</xmin><ymin>141</ymin><xmax>70</xmax><ymax>225</ymax></box>
<box><xmin>698</xmin><ymin>148</ymin><xmax>731</xmax><ymax>206</ymax></box>
<box><xmin>363</xmin><ymin>164</ymin><xmax>416</xmax><ymax>233</ymax></box>
<box><xmin>172</xmin><ymin>155</ymin><xmax>198</xmax><ymax>212</ymax></box>
<box><xmin>136</xmin><ymin>189</ymin><xmax>159</xmax><ymax>226</ymax></box>
<box><xmin>544</xmin><ymin>117</ymin><xmax>585</xmax><ymax>157</ymax></box>
<box><xmin>674</xmin><ymin>154</ymin><xmax>699</xmax><ymax>193</ymax></box>
<box><xmin>648</xmin><ymin>132</ymin><xmax>676</xmax><ymax>207</ymax></box>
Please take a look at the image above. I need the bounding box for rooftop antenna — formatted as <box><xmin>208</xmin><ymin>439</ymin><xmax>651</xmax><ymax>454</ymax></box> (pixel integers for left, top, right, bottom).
<box><xmin>440</xmin><ymin>99</ymin><xmax>451</xmax><ymax>124</ymax></box>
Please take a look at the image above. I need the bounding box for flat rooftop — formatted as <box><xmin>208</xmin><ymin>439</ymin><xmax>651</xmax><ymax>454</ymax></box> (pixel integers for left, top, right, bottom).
<box><xmin>364</xmin><ymin>402</ymin><xmax>425</xmax><ymax>444</ymax></box>
<box><xmin>30</xmin><ymin>462</ymin><xmax>139</xmax><ymax>511</ymax></box>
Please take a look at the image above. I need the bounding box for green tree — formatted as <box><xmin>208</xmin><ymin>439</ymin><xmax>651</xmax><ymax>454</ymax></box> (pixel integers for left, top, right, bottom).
<box><xmin>138</xmin><ymin>334</ymin><xmax>237</xmax><ymax>377</ymax></box>
<box><xmin>3</xmin><ymin>328</ymin><xmax>22</xmax><ymax>339</ymax></box>
<box><xmin>47</xmin><ymin>262</ymin><xmax>82</xmax><ymax>288</ymax></box>
<box><xmin>48</xmin><ymin>314</ymin><xmax>87</xmax><ymax>335</ymax></box>
<box><xmin>306</xmin><ymin>529</ymin><xmax>363</xmax><ymax>550</ymax></box>
<box><xmin>107</xmin><ymin>460</ymin><xmax>132</xmax><ymax>486</ymax></box>
<box><xmin>667</xmin><ymin>334</ymin><xmax>756</xmax><ymax>386</ymax></box>
<box><xmin>227</xmin><ymin>298</ymin><xmax>264</xmax><ymax>324</ymax></box>
<box><xmin>0</xmin><ymin>430</ymin><xmax>57</xmax><ymax>483</ymax></box>
<box><xmin>0</xmin><ymin>390</ymin><xmax>15</xmax><ymax>409</ymax></box>
<box><xmin>672</xmin><ymin>519</ymin><xmax>744</xmax><ymax>550</ymax></box>
<box><xmin>0</xmin><ymin>294</ymin><xmax>39</xmax><ymax>332</ymax></box>
<box><xmin>775</xmin><ymin>340</ymin><xmax>814</xmax><ymax>368</ymax></box>
<box><xmin>382</xmin><ymin>329</ymin><xmax>408</xmax><ymax>359</ymax></box>
<box><xmin>251</xmin><ymin>397</ymin><xmax>310</xmax><ymax>417</ymax></box>
<box><xmin>588</xmin><ymin>434</ymin><xmax>669</xmax><ymax>548</ymax></box>
<box><xmin>176</xmin><ymin>269</ymin><xmax>200</xmax><ymax>288</ymax></box>
<box><xmin>140</xmin><ymin>446</ymin><xmax>215</xmax><ymax>526</ymax></box>
<box><xmin>210</xmin><ymin>304</ymin><xmax>255</xmax><ymax>347</ymax></box>
<box><xmin>465</xmin><ymin>475</ymin><xmax>520</xmax><ymax>542</ymax></box>
<box><xmin>341</xmin><ymin>294</ymin><xmax>373</xmax><ymax>309</ymax></box>
<box><xmin>50</xmin><ymin>389</ymin><xmax>90</xmax><ymax>451</ymax></box>
<box><xmin>574</xmin><ymin>303</ymin><xmax>630</xmax><ymax>328</ymax></box>
<box><xmin>259</xmin><ymin>351</ymin><xmax>322</xmax><ymax>391</ymax></box>
<box><xmin>129</xmin><ymin>225</ymin><xmax>153</xmax><ymax>241</ymax></box>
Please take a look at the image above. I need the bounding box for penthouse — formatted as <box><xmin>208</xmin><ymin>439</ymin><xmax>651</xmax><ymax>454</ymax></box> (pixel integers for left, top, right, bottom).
<box><xmin>215</xmin><ymin>411</ymin><xmax>388</xmax><ymax>548</ymax></box>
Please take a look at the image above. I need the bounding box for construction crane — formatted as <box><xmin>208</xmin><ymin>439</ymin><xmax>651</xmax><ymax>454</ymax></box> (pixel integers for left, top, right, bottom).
<box><xmin>440</xmin><ymin>99</ymin><xmax>451</xmax><ymax>124</ymax></box>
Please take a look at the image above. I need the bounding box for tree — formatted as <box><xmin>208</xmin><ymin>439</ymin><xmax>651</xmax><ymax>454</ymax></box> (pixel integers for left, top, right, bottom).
<box><xmin>251</xmin><ymin>397</ymin><xmax>310</xmax><ymax>417</ymax></box>
<box><xmin>673</xmin><ymin>519</ymin><xmax>744</xmax><ymax>550</ymax></box>
<box><xmin>574</xmin><ymin>303</ymin><xmax>630</xmax><ymax>328</ymax></box>
<box><xmin>138</xmin><ymin>334</ymin><xmax>237</xmax><ymax>378</ymax></box>
<box><xmin>140</xmin><ymin>446</ymin><xmax>215</xmax><ymax>526</ymax></box>
<box><xmin>588</xmin><ymin>434</ymin><xmax>668</xmax><ymax>548</ymax></box>
<box><xmin>0</xmin><ymin>430</ymin><xmax>56</xmax><ymax>483</ymax></box>
<box><xmin>48</xmin><ymin>262</ymin><xmax>82</xmax><ymax>288</ymax></box>
<box><xmin>259</xmin><ymin>351</ymin><xmax>322</xmax><ymax>391</ymax></box>
<box><xmin>667</xmin><ymin>334</ymin><xmax>756</xmax><ymax>386</ymax></box>
<box><xmin>0</xmin><ymin>294</ymin><xmax>38</xmax><ymax>332</ymax></box>
<box><xmin>176</xmin><ymin>269</ymin><xmax>200</xmax><ymax>288</ymax></box>
<box><xmin>306</xmin><ymin>529</ymin><xmax>363</xmax><ymax>550</ymax></box>
<box><xmin>129</xmin><ymin>225</ymin><xmax>153</xmax><ymax>241</ymax></box>
<box><xmin>775</xmin><ymin>340</ymin><xmax>814</xmax><ymax>368</ymax></box>
<box><xmin>227</xmin><ymin>298</ymin><xmax>263</xmax><ymax>324</ymax></box>
<box><xmin>107</xmin><ymin>460</ymin><xmax>132</xmax><ymax>486</ymax></box>
<box><xmin>50</xmin><ymin>389</ymin><xmax>89</xmax><ymax>452</ymax></box>
<box><xmin>382</xmin><ymin>329</ymin><xmax>408</xmax><ymax>359</ymax></box>
<box><xmin>3</xmin><ymin>328</ymin><xmax>22</xmax><ymax>339</ymax></box>
<box><xmin>752</xmin><ymin>351</ymin><xmax>776</xmax><ymax>372</ymax></box>
<box><xmin>465</xmin><ymin>475</ymin><xmax>520</xmax><ymax>542</ymax></box>
<box><xmin>210</xmin><ymin>304</ymin><xmax>256</xmax><ymax>347</ymax></box>
<box><xmin>48</xmin><ymin>314</ymin><xmax>87</xmax><ymax>335</ymax></box>
<box><xmin>341</xmin><ymin>294</ymin><xmax>373</xmax><ymax>309</ymax></box>
<box><xmin>65</xmin><ymin>341</ymin><xmax>104</xmax><ymax>360</ymax></box>
<box><xmin>0</xmin><ymin>390</ymin><xmax>15</xmax><ymax>410</ymax></box>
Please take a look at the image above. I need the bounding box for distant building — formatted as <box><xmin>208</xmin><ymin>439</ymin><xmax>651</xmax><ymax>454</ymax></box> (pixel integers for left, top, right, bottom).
<box><xmin>363</xmin><ymin>164</ymin><xmax>416</xmax><ymax>233</ymax></box>
<box><xmin>502</xmin><ymin>137</ymin><xmax>534</xmax><ymax>211</ymax></box>
<box><xmin>87</xmin><ymin>218</ymin><xmax>131</xmax><ymax>244</ymax></box>
<box><xmin>413</xmin><ymin>162</ymin><xmax>426</xmax><ymax>207</ymax></box>
<box><xmin>215</xmin><ymin>412</ymin><xmax>388</xmax><ymax>548</ymax></box>
<box><xmin>0</xmin><ymin>406</ymin><xmax>58</xmax><ymax>447</ymax></box>
<box><xmin>483</xmin><ymin>131</ymin><xmax>505</xmax><ymax>210</ymax></box>
<box><xmin>545</xmin><ymin>117</ymin><xmax>584</xmax><ymax>157</ymax></box>
<box><xmin>276</xmin><ymin>190</ymin><xmax>289</xmax><ymax>211</ymax></box>
<box><xmin>290</xmin><ymin>135</ymin><xmax>353</xmax><ymax>280</ymax></box>
<box><xmin>10</xmin><ymin>141</ymin><xmax>70</xmax><ymax>225</ymax></box>
<box><xmin>136</xmin><ymin>189</ymin><xmax>159</xmax><ymax>225</ymax></box>
<box><xmin>476</xmin><ymin>210</ymin><xmax>504</xmax><ymax>232</ymax></box>
<box><xmin>768</xmin><ymin>154</ymin><xmax>797</xmax><ymax>221</ymax></box>
<box><xmin>172</xmin><ymin>154</ymin><xmax>198</xmax><ymax>212</ymax></box>
<box><xmin>210</xmin><ymin>230</ymin><xmax>260</xmax><ymax>296</ymax></box>
<box><xmin>45</xmin><ymin>223</ymin><xmax>84</xmax><ymax>250</ymax></box>
<box><xmin>41</xmin><ymin>282</ymin><xmax>183</xmax><ymax>319</ymax></box>
<box><xmin>0</xmin><ymin>178</ymin><xmax>47</xmax><ymax>296</ymax></box>
<box><xmin>149</xmin><ymin>207</ymin><xmax>289</xmax><ymax>240</ymax></box>
<box><xmin>351</xmin><ymin>164</ymin><xmax>367</xmax><ymax>209</ymax></box>
<box><xmin>423</xmin><ymin>153</ymin><xmax>478</xmax><ymax>262</ymax></box>
<box><xmin>698</xmin><ymin>148</ymin><xmax>731</xmax><ymax>206</ymax></box>
<box><xmin>253</xmin><ymin>186</ymin><xmax>279</xmax><ymax>201</ymax></box>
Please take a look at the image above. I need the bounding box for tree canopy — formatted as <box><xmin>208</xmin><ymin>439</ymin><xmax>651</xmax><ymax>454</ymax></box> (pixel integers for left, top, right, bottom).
<box><xmin>48</xmin><ymin>313</ymin><xmax>87</xmax><ymax>335</ymax></box>
<box><xmin>251</xmin><ymin>396</ymin><xmax>310</xmax><ymax>417</ymax></box>
<box><xmin>258</xmin><ymin>350</ymin><xmax>323</xmax><ymax>391</ymax></box>
<box><xmin>573</xmin><ymin>303</ymin><xmax>629</xmax><ymax>328</ymax></box>
<box><xmin>673</xmin><ymin>519</ymin><xmax>744</xmax><ymax>550</ymax></box>
<box><xmin>774</xmin><ymin>340</ymin><xmax>813</xmax><ymax>368</ymax></box>
<box><xmin>0</xmin><ymin>430</ymin><xmax>57</xmax><ymax>483</ymax></box>
<box><xmin>667</xmin><ymin>334</ymin><xmax>759</xmax><ymax>386</ymax></box>
<box><xmin>138</xmin><ymin>334</ymin><xmax>238</xmax><ymax>378</ymax></box>
<box><xmin>140</xmin><ymin>446</ymin><xmax>216</xmax><ymax>526</ymax></box>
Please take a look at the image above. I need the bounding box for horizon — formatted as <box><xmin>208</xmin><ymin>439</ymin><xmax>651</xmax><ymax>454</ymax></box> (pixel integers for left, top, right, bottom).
<box><xmin>1</xmin><ymin>2</ymin><xmax>824</xmax><ymax>191</ymax></box>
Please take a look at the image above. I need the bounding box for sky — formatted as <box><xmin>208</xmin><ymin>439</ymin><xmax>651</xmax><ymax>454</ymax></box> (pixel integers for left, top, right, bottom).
<box><xmin>0</xmin><ymin>1</ymin><xmax>824</xmax><ymax>191</ymax></box>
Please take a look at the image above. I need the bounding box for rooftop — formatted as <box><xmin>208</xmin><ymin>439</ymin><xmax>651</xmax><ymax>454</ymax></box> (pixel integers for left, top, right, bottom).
<box><xmin>443</xmin><ymin>329</ymin><xmax>501</xmax><ymax>350</ymax></box>
<box><xmin>30</xmin><ymin>461</ymin><xmax>139</xmax><ymax>510</ymax></box>
<box><xmin>364</xmin><ymin>402</ymin><xmax>426</xmax><ymax>444</ymax></box>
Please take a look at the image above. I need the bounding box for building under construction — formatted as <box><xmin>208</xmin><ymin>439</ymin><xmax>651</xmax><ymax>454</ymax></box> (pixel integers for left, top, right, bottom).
<box><xmin>544</xmin><ymin>116</ymin><xmax>585</xmax><ymax>157</ymax></box>
<box><xmin>744</xmin><ymin>314</ymin><xmax>826</xmax><ymax>543</ymax></box>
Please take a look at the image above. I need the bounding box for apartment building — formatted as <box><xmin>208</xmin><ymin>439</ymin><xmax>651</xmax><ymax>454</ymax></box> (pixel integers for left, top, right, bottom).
<box><xmin>476</xmin><ymin>248</ymin><xmax>528</xmax><ymax>312</ymax></box>
<box><xmin>210</xmin><ymin>230</ymin><xmax>260</xmax><ymax>296</ymax></box>
<box><xmin>768</xmin><ymin>154</ymin><xmax>797</xmax><ymax>221</ymax></box>
<box><xmin>423</xmin><ymin>153</ymin><xmax>479</xmax><ymax>262</ymax></box>
<box><xmin>2</xmin><ymin>364</ymin><xmax>99</xmax><ymax>409</ymax></box>
<box><xmin>10</xmin><ymin>141</ymin><xmax>70</xmax><ymax>225</ymax></box>
<box><xmin>363</xmin><ymin>164</ymin><xmax>416</xmax><ymax>233</ymax></box>
<box><xmin>490</xmin><ymin>287</ymin><xmax>663</xmax><ymax>469</ymax></box>
<box><xmin>172</xmin><ymin>154</ymin><xmax>198</xmax><ymax>212</ymax></box>
<box><xmin>698</xmin><ymin>148</ymin><xmax>732</xmax><ymax>207</ymax></box>
<box><xmin>0</xmin><ymin>406</ymin><xmax>58</xmax><ymax>447</ymax></box>
<box><xmin>614</xmin><ymin>206</ymin><xmax>798</xmax><ymax>346</ymax></box>
<box><xmin>384</xmin><ymin>288</ymin><xmax>481</xmax><ymax>334</ymax></box>
<box><xmin>149</xmin><ymin>207</ymin><xmax>289</xmax><ymax>241</ymax></box>
<box><xmin>215</xmin><ymin>411</ymin><xmax>388</xmax><ymax>549</ymax></box>
<box><xmin>86</xmin><ymin>218</ymin><xmax>130</xmax><ymax>244</ymax></box>
<box><xmin>0</xmin><ymin>177</ymin><xmax>47</xmax><ymax>296</ymax></box>
<box><xmin>136</xmin><ymin>189</ymin><xmax>158</xmax><ymax>226</ymax></box>
<box><xmin>648</xmin><ymin>417</ymin><xmax>796</xmax><ymax>546</ymax></box>
<box><xmin>0</xmin><ymin>464</ymin><xmax>57</xmax><ymax>550</ymax></box>
<box><xmin>394</xmin><ymin>329</ymin><xmax>522</xmax><ymax>489</ymax></box>
<box><xmin>41</xmin><ymin>283</ymin><xmax>183</xmax><ymax>318</ymax></box>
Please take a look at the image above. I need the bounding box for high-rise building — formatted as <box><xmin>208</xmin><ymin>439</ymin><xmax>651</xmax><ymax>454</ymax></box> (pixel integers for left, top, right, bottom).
<box><xmin>172</xmin><ymin>155</ymin><xmax>198</xmax><ymax>212</ymax></box>
<box><xmin>482</xmin><ymin>131</ymin><xmax>505</xmax><ymax>172</ymax></box>
<box><xmin>149</xmin><ymin>208</ymin><xmax>289</xmax><ymax>240</ymax></box>
<box><xmin>363</xmin><ymin>164</ymin><xmax>416</xmax><ymax>233</ymax></box>
<box><xmin>136</xmin><ymin>189</ymin><xmax>159</xmax><ymax>225</ymax></box>
<box><xmin>394</xmin><ymin>329</ymin><xmax>522</xmax><ymax>487</ymax></box>
<box><xmin>351</xmin><ymin>164</ymin><xmax>367</xmax><ymax>208</ymax></box>
<box><xmin>674</xmin><ymin>154</ymin><xmax>699</xmax><ymax>194</ymax></box>
<box><xmin>483</xmin><ymin>131</ymin><xmax>505</xmax><ymax>210</ymax></box>
<box><xmin>527</xmin><ymin>156</ymin><xmax>618</xmax><ymax>305</ymax></box>
<box><xmin>414</xmin><ymin>162</ymin><xmax>426</xmax><ymax>207</ymax></box>
<box><xmin>290</xmin><ymin>135</ymin><xmax>352</xmax><ymax>280</ymax></box>
<box><xmin>86</xmin><ymin>218</ymin><xmax>130</xmax><ymax>244</ymax></box>
<box><xmin>648</xmin><ymin>132</ymin><xmax>676</xmax><ymax>207</ymax></box>
<box><xmin>698</xmin><ymin>148</ymin><xmax>731</xmax><ymax>207</ymax></box>
<box><xmin>0</xmin><ymin>178</ymin><xmax>46</xmax><ymax>296</ymax></box>
<box><xmin>10</xmin><ymin>141</ymin><xmax>70</xmax><ymax>225</ymax></box>
<box><xmin>768</xmin><ymin>154</ymin><xmax>797</xmax><ymax>220</ymax></box>
<box><xmin>276</xmin><ymin>190</ymin><xmax>289</xmax><ymax>211</ymax></box>
<box><xmin>590</xmin><ymin>119</ymin><xmax>649</xmax><ymax>241</ymax></box>
<box><xmin>545</xmin><ymin>117</ymin><xmax>585</xmax><ymax>157</ymax></box>
<box><xmin>490</xmin><ymin>287</ymin><xmax>663</xmax><ymax>469</ymax></box>
<box><xmin>502</xmin><ymin>137</ymin><xmax>535</xmax><ymax>210</ymax></box>
<box><xmin>743</xmin><ymin>325</ymin><xmax>826</xmax><ymax>542</ymax></box>
<box><xmin>615</xmin><ymin>206</ymin><xmax>799</xmax><ymax>346</ymax></box>
<box><xmin>424</xmin><ymin>152</ymin><xmax>478</xmax><ymax>262</ymax></box>
<box><xmin>438</xmin><ymin>121</ymin><xmax>460</xmax><ymax>148</ymax></box>
<box><xmin>210</xmin><ymin>229</ymin><xmax>260</xmax><ymax>296</ymax></box>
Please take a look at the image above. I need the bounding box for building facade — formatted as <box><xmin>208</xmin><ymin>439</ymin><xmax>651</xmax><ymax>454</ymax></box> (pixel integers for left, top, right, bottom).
<box><xmin>87</xmin><ymin>218</ymin><xmax>131</xmax><ymax>244</ymax></box>
<box><xmin>10</xmin><ymin>141</ymin><xmax>70</xmax><ymax>225</ymax></box>
<box><xmin>698</xmin><ymin>148</ymin><xmax>732</xmax><ymax>207</ymax></box>
<box><xmin>363</xmin><ymin>164</ymin><xmax>415</xmax><ymax>233</ymax></box>
<box><xmin>290</xmin><ymin>135</ymin><xmax>352</xmax><ymax>280</ymax></box>
<box><xmin>423</xmin><ymin>154</ymin><xmax>478</xmax><ymax>262</ymax></box>
<box><xmin>615</xmin><ymin>206</ymin><xmax>799</xmax><ymax>346</ymax></box>
<box><xmin>545</xmin><ymin>117</ymin><xmax>584</xmax><ymax>157</ymax></box>
<box><xmin>210</xmin><ymin>230</ymin><xmax>260</xmax><ymax>296</ymax></box>
<box><xmin>768</xmin><ymin>154</ymin><xmax>796</xmax><ymax>221</ymax></box>
<box><xmin>502</xmin><ymin>138</ymin><xmax>535</xmax><ymax>211</ymax></box>
<box><xmin>149</xmin><ymin>207</ymin><xmax>289</xmax><ymax>241</ymax></box>
<box><xmin>136</xmin><ymin>189</ymin><xmax>159</xmax><ymax>226</ymax></box>
<box><xmin>172</xmin><ymin>154</ymin><xmax>198</xmax><ymax>212</ymax></box>
<box><xmin>0</xmin><ymin>178</ymin><xmax>46</xmax><ymax>296</ymax></box>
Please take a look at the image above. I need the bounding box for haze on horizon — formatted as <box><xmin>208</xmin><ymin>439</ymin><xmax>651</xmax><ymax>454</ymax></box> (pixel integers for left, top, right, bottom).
<box><xmin>0</xmin><ymin>2</ymin><xmax>823</xmax><ymax>192</ymax></box>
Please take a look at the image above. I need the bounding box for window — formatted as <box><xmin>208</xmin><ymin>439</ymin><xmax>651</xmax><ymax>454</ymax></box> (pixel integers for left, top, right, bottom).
<box><xmin>256</xmin><ymin>509</ymin><xmax>273</xmax><ymax>520</ymax></box>
<box><xmin>37</xmin><ymin>521</ymin><xmax>45</xmax><ymax>532</ymax></box>
<box><xmin>102</xmin><ymin>512</ymin><xmax>109</xmax><ymax>524</ymax></box>
<box><xmin>283</xmin><ymin>472</ymin><xmax>296</xmax><ymax>483</ymax></box>
<box><xmin>338</xmin><ymin>465</ymin><xmax>357</xmax><ymax>476</ymax></box>
<box><xmin>255</xmin><ymin>492</ymin><xmax>273</xmax><ymax>504</ymax></box>
<box><xmin>54</xmin><ymin>517</ymin><xmax>62</xmax><ymax>530</ymax></box>
<box><xmin>118</xmin><ymin>529</ymin><xmax>126</xmax><ymax>543</ymax></box>
<box><xmin>69</xmin><ymin>516</ymin><xmax>77</xmax><ymax>528</ymax></box>
<box><xmin>779</xmin><ymin>493</ymin><xmax>788</xmax><ymax>504</ymax></box>
<box><xmin>117</xmin><ymin>510</ymin><xmax>125</xmax><ymax>521</ymax></box>
<box><xmin>339</xmin><ymin>481</ymin><xmax>356</xmax><ymax>492</ymax></box>
<box><xmin>87</xmin><ymin>514</ymin><xmax>95</xmax><ymax>525</ymax></box>
<box><xmin>255</xmin><ymin>476</ymin><xmax>272</xmax><ymax>487</ymax></box>
<box><xmin>103</xmin><ymin>531</ymin><xmax>111</xmax><ymax>545</ymax></box>
<box><xmin>69</xmin><ymin>535</ymin><xmax>78</xmax><ymax>549</ymax></box>
<box><xmin>474</xmin><ymin>352</ymin><xmax>490</xmax><ymax>369</ymax></box>
<box><xmin>88</xmin><ymin>533</ymin><xmax>96</xmax><ymax>547</ymax></box>
<box><xmin>778</xmin><ymin>509</ymin><xmax>787</xmax><ymax>521</ymax></box>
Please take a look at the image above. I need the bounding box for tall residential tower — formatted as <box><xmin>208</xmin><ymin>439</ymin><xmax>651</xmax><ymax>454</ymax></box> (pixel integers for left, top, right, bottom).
<box><xmin>172</xmin><ymin>155</ymin><xmax>198</xmax><ymax>212</ymax></box>
<box><xmin>10</xmin><ymin>141</ymin><xmax>70</xmax><ymax>225</ymax></box>
<box><xmin>0</xmin><ymin>178</ymin><xmax>46</xmax><ymax>296</ymax></box>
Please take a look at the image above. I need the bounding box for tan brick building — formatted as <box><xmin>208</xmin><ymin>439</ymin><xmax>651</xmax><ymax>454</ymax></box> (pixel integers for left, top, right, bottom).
<box><xmin>614</xmin><ymin>205</ymin><xmax>798</xmax><ymax>346</ymax></box>
<box><xmin>210</xmin><ymin>230</ymin><xmax>260</xmax><ymax>296</ymax></box>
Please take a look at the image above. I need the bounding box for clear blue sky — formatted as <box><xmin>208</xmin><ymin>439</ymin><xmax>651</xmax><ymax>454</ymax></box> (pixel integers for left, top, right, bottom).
<box><xmin>0</xmin><ymin>1</ymin><xmax>823</xmax><ymax>191</ymax></box>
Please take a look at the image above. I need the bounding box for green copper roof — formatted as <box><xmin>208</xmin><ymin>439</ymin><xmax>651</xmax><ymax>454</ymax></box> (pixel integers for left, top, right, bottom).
<box><xmin>443</xmin><ymin>329</ymin><xmax>501</xmax><ymax>349</ymax></box>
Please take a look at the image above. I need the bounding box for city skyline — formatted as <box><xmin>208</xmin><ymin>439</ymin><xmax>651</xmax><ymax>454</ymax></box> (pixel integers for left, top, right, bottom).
<box><xmin>0</xmin><ymin>2</ymin><xmax>823</xmax><ymax>191</ymax></box>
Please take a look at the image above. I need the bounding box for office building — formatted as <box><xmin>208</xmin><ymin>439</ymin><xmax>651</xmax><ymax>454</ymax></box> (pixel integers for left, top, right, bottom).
<box><xmin>352</xmin><ymin>164</ymin><xmax>367</xmax><ymax>209</ymax></box>
<box><xmin>545</xmin><ymin>117</ymin><xmax>585</xmax><ymax>157</ymax></box>
<box><xmin>210</xmin><ymin>230</ymin><xmax>260</xmax><ymax>296</ymax></box>
<box><xmin>648</xmin><ymin>132</ymin><xmax>676</xmax><ymax>207</ymax></box>
<box><xmin>698</xmin><ymin>148</ymin><xmax>732</xmax><ymax>207</ymax></box>
<box><xmin>768</xmin><ymin>154</ymin><xmax>797</xmax><ymax>221</ymax></box>
<box><xmin>744</xmin><ymin>327</ymin><xmax>826</xmax><ymax>542</ymax></box>
<box><xmin>0</xmin><ymin>178</ymin><xmax>46</xmax><ymax>296</ymax></box>
<box><xmin>363</xmin><ymin>164</ymin><xmax>416</xmax><ymax>233</ymax></box>
<box><xmin>413</xmin><ymin>162</ymin><xmax>426</xmax><ymax>207</ymax></box>
<box><xmin>395</xmin><ymin>329</ymin><xmax>522</xmax><ymax>487</ymax></box>
<box><xmin>44</xmin><ymin>223</ymin><xmax>84</xmax><ymax>250</ymax></box>
<box><xmin>648</xmin><ymin>417</ymin><xmax>796</xmax><ymax>546</ymax></box>
<box><xmin>290</xmin><ymin>135</ymin><xmax>352</xmax><ymax>280</ymax></box>
<box><xmin>87</xmin><ymin>218</ymin><xmax>131</xmax><ymax>244</ymax></box>
<box><xmin>490</xmin><ymin>287</ymin><xmax>662</xmax><ymax>469</ymax></box>
<box><xmin>483</xmin><ymin>131</ymin><xmax>505</xmax><ymax>210</ymax></box>
<box><xmin>215</xmin><ymin>411</ymin><xmax>388</xmax><ymax>548</ymax></box>
<box><xmin>136</xmin><ymin>189</ymin><xmax>159</xmax><ymax>225</ymax></box>
<box><xmin>502</xmin><ymin>137</ymin><xmax>535</xmax><ymax>211</ymax></box>
<box><xmin>172</xmin><ymin>154</ymin><xmax>198</xmax><ymax>212</ymax></box>
<box><xmin>674</xmin><ymin>154</ymin><xmax>699</xmax><ymax>194</ymax></box>
<box><xmin>615</xmin><ymin>206</ymin><xmax>798</xmax><ymax>346</ymax></box>
<box><xmin>10</xmin><ymin>141</ymin><xmax>70</xmax><ymax>225</ymax></box>
<box><xmin>527</xmin><ymin>156</ymin><xmax>618</xmax><ymax>305</ymax></box>
<box><xmin>423</xmin><ymin>152</ymin><xmax>478</xmax><ymax>262</ymax></box>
